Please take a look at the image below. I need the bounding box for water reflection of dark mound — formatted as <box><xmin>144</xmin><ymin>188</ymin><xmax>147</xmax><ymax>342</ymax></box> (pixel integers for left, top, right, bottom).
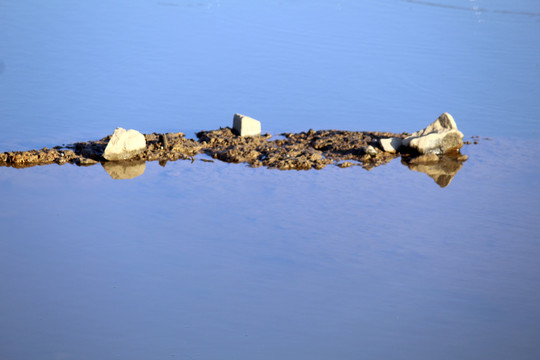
<box><xmin>102</xmin><ymin>161</ymin><xmax>146</xmax><ymax>180</ymax></box>
<box><xmin>402</xmin><ymin>153</ymin><xmax>468</xmax><ymax>187</ymax></box>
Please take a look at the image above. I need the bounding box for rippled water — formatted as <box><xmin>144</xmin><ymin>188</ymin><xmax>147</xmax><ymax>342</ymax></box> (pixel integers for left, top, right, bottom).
<box><xmin>1</xmin><ymin>1</ymin><xmax>540</xmax><ymax>359</ymax></box>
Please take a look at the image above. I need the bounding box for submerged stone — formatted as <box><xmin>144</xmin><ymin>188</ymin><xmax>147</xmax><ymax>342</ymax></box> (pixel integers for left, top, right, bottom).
<box><xmin>75</xmin><ymin>157</ymin><xmax>98</xmax><ymax>166</ymax></box>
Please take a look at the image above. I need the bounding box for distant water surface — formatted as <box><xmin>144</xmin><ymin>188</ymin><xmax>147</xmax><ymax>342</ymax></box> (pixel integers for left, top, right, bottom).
<box><xmin>1</xmin><ymin>1</ymin><xmax>540</xmax><ymax>360</ymax></box>
<box><xmin>0</xmin><ymin>0</ymin><xmax>539</xmax><ymax>150</ymax></box>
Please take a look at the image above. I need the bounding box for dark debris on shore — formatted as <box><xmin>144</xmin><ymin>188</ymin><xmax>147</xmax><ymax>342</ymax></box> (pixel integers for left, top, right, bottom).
<box><xmin>0</xmin><ymin>127</ymin><xmax>473</xmax><ymax>187</ymax></box>
<box><xmin>0</xmin><ymin>128</ymin><xmax>414</xmax><ymax>171</ymax></box>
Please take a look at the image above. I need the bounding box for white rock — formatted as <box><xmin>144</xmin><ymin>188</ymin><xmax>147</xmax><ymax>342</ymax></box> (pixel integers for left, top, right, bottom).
<box><xmin>408</xmin><ymin>112</ymin><xmax>458</xmax><ymax>138</ymax></box>
<box><xmin>403</xmin><ymin>113</ymin><xmax>463</xmax><ymax>155</ymax></box>
<box><xmin>103</xmin><ymin>128</ymin><xmax>146</xmax><ymax>161</ymax></box>
<box><xmin>364</xmin><ymin>145</ymin><xmax>378</xmax><ymax>156</ymax></box>
<box><xmin>233</xmin><ymin>114</ymin><xmax>261</xmax><ymax>137</ymax></box>
<box><xmin>379</xmin><ymin>137</ymin><xmax>402</xmax><ymax>153</ymax></box>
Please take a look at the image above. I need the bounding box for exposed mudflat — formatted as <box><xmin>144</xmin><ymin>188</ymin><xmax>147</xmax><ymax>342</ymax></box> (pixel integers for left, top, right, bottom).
<box><xmin>197</xmin><ymin>128</ymin><xmax>410</xmax><ymax>170</ymax></box>
<box><xmin>0</xmin><ymin>127</ymin><xmax>472</xmax><ymax>186</ymax></box>
<box><xmin>0</xmin><ymin>128</ymin><xmax>411</xmax><ymax>170</ymax></box>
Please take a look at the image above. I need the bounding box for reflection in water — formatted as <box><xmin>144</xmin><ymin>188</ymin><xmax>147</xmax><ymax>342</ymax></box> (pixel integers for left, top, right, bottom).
<box><xmin>102</xmin><ymin>161</ymin><xmax>146</xmax><ymax>180</ymax></box>
<box><xmin>97</xmin><ymin>153</ymin><xmax>467</xmax><ymax>186</ymax></box>
<box><xmin>1</xmin><ymin>139</ymin><xmax>539</xmax><ymax>360</ymax></box>
<box><xmin>98</xmin><ymin>154</ymin><xmax>469</xmax><ymax>187</ymax></box>
<box><xmin>0</xmin><ymin>152</ymin><xmax>467</xmax><ymax>187</ymax></box>
<box><xmin>402</xmin><ymin>153</ymin><xmax>467</xmax><ymax>187</ymax></box>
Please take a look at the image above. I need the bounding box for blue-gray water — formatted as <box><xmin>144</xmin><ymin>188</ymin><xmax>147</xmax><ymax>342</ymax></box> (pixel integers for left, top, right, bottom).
<box><xmin>1</xmin><ymin>1</ymin><xmax>540</xmax><ymax>359</ymax></box>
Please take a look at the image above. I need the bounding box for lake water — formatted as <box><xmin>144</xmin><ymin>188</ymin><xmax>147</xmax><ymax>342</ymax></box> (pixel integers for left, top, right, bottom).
<box><xmin>1</xmin><ymin>1</ymin><xmax>540</xmax><ymax>359</ymax></box>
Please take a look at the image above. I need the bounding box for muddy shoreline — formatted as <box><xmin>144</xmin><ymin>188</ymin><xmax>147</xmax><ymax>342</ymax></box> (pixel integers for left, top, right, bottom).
<box><xmin>0</xmin><ymin>128</ymin><xmax>415</xmax><ymax>169</ymax></box>
<box><xmin>0</xmin><ymin>127</ymin><xmax>472</xmax><ymax>186</ymax></box>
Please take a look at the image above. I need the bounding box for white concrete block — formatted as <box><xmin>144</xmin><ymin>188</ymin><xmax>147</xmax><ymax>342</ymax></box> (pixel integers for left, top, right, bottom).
<box><xmin>233</xmin><ymin>114</ymin><xmax>261</xmax><ymax>137</ymax></box>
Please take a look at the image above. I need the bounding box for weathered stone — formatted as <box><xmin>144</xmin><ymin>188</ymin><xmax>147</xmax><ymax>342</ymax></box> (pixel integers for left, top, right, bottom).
<box><xmin>379</xmin><ymin>137</ymin><xmax>402</xmax><ymax>153</ymax></box>
<box><xmin>233</xmin><ymin>114</ymin><xmax>261</xmax><ymax>137</ymax></box>
<box><xmin>102</xmin><ymin>161</ymin><xmax>146</xmax><ymax>180</ymax></box>
<box><xmin>103</xmin><ymin>128</ymin><xmax>146</xmax><ymax>161</ymax></box>
<box><xmin>403</xmin><ymin>113</ymin><xmax>464</xmax><ymax>155</ymax></box>
<box><xmin>364</xmin><ymin>145</ymin><xmax>378</xmax><ymax>156</ymax></box>
<box><xmin>75</xmin><ymin>157</ymin><xmax>99</xmax><ymax>166</ymax></box>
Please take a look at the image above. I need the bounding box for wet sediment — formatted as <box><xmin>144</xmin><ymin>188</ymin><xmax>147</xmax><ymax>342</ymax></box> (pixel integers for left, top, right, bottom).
<box><xmin>196</xmin><ymin>128</ymin><xmax>407</xmax><ymax>170</ymax></box>
<box><xmin>0</xmin><ymin>128</ymin><xmax>410</xmax><ymax>170</ymax></box>
<box><xmin>0</xmin><ymin>127</ymin><xmax>471</xmax><ymax>186</ymax></box>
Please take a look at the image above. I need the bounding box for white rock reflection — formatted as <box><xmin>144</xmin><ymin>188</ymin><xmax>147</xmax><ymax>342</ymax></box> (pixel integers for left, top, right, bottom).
<box><xmin>102</xmin><ymin>161</ymin><xmax>146</xmax><ymax>180</ymax></box>
<box><xmin>402</xmin><ymin>153</ymin><xmax>468</xmax><ymax>187</ymax></box>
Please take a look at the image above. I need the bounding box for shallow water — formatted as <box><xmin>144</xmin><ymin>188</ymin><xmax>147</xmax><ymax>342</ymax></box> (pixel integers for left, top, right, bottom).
<box><xmin>1</xmin><ymin>1</ymin><xmax>540</xmax><ymax>359</ymax></box>
<box><xmin>1</xmin><ymin>139</ymin><xmax>540</xmax><ymax>360</ymax></box>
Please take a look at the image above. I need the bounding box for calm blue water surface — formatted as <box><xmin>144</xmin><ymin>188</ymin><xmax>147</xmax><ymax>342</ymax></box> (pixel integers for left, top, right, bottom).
<box><xmin>0</xmin><ymin>0</ymin><xmax>539</xmax><ymax>150</ymax></box>
<box><xmin>1</xmin><ymin>1</ymin><xmax>540</xmax><ymax>359</ymax></box>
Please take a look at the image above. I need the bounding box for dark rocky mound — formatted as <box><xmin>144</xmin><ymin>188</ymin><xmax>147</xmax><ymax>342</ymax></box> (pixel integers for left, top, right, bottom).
<box><xmin>0</xmin><ymin>128</ymin><xmax>411</xmax><ymax>171</ymax></box>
